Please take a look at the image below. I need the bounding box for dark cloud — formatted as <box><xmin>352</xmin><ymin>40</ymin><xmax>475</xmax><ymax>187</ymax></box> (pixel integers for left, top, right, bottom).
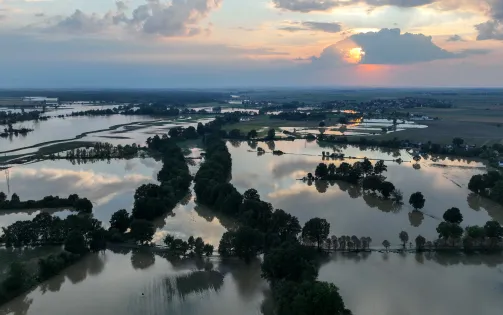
<box><xmin>279</xmin><ymin>21</ymin><xmax>342</xmax><ymax>33</ymax></box>
<box><xmin>475</xmin><ymin>0</ymin><xmax>503</xmax><ymax>40</ymax></box>
<box><xmin>447</xmin><ymin>34</ymin><xmax>464</xmax><ymax>41</ymax></box>
<box><xmin>271</xmin><ymin>0</ymin><xmax>438</xmax><ymax>12</ymax></box>
<box><xmin>351</xmin><ymin>28</ymin><xmax>455</xmax><ymax>64</ymax></box>
<box><xmin>311</xmin><ymin>28</ymin><xmax>479</xmax><ymax>66</ymax></box>
<box><xmin>50</xmin><ymin>0</ymin><xmax>222</xmax><ymax>37</ymax></box>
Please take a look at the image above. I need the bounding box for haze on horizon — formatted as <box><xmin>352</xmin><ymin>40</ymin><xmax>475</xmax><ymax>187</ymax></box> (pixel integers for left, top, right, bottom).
<box><xmin>1</xmin><ymin>0</ymin><xmax>503</xmax><ymax>88</ymax></box>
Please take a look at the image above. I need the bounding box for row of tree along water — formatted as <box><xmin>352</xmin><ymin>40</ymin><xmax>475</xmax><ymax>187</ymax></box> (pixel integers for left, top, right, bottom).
<box><xmin>469</xmin><ymin>170</ymin><xmax>503</xmax><ymax>205</ymax></box>
<box><xmin>0</xmin><ymin>193</ymin><xmax>93</xmax><ymax>213</ymax></box>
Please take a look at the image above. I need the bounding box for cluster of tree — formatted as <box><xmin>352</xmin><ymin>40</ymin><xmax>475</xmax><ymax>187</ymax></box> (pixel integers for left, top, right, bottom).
<box><xmin>0</xmin><ymin>192</ymin><xmax>93</xmax><ymax>213</ymax></box>
<box><xmin>65</xmin><ymin>107</ymin><xmax>124</xmax><ymax>117</ymax></box>
<box><xmin>0</xmin><ymin>110</ymin><xmax>47</xmax><ymax>125</ymax></box>
<box><xmin>0</xmin><ymin>212</ymin><xmax>106</xmax><ymax>248</ymax></box>
<box><xmin>166</xmin><ymin>126</ymin><xmax>199</xmax><ymax>140</ymax></box>
<box><xmin>132</xmin><ymin>136</ymin><xmax>192</xmax><ymax>221</ymax></box>
<box><xmin>64</xmin><ymin>142</ymin><xmax>143</xmax><ymax>160</ymax></box>
<box><xmin>163</xmin><ymin>234</ymin><xmax>214</xmax><ymax>257</ymax></box>
<box><xmin>195</xmin><ymin>135</ymin><xmax>352</xmax><ymax>314</ymax></box>
<box><xmin>468</xmin><ymin>171</ymin><xmax>503</xmax><ymax>205</ymax></box>
<box><xmin>0</xmin><ymin>123</ymin><xmax>34</xmax><ymax>137</ymax></box>
<box><xmin>122</xmin><ymin>104</ymin><xmax>180</xmax><ymax>116</ymax></box>
<box><xmin>322</xmin><ymin>235</ymin><xmax>373</xmax><ymax>252</ymax></box>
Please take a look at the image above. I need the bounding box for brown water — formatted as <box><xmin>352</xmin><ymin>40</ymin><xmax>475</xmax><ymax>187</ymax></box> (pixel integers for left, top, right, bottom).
<box><xmin>1</xmin><ymin>250</ymin><xmax>503</xmax><ymax>315</ymax></box>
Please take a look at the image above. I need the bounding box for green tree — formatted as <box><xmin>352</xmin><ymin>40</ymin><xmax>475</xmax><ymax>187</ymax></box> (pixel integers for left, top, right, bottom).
<box><xmin>436</xmin><ymin>222</ymin><xmax>463</xmax><ymax>246</ymax></box>
<box><xmin>11</xmin><ymin>193</ymin><xmax>20</xmax><ymax>204</ymax></box>
<box><xmin>64</xmin><ymin>231</ymin><xmax>88</xmax><ymax>255</ymax></box>
<box><xmin>261</xmin><ymin>243</ymin><xmax>318</xmax><ymax>283</ymax></box>
<box><xmin>169</xmin><ymin>239</ymin><xmax>189</xmax><ymax>256</ymax></box>
<box><xmin>468</xmin><ymin>174</ymin><xmax>486</xmax><ymax>194</ymax></box>
<box><xmin>379</xmin><ymin>181</ymin><xmax>395</xmax><ymax>199</ymax></box>
<box><xmin>302</xmin><ymin>218</ymin><xmax>330</xmax><ymax>249</ymax></box>
<box><xmin>74</xmin><ymin>198</ymin><xmax>93</xmax><ymax>213</ymax></box>
<box><xmin>319</xmin><ymin>121</ymin><xmax>326</xmax><ymax>127</ymax></box>
<box><xmin>443</xmin><ymin>207</ymin><xmax>463</xmax><ymax>224</ymax></box>
<box><xmin>243</xmin><ymin>188</ymin><xmax>260</xmax><ymax>201</ymax></box>
<box><xmin>315</xmin><ymin>163</ymin><xmax>329</xmax><ymax>178</ymax></box>
<box><xmin>267</xmin><ymin>128</ymin><xmax>276</xmax><ymax>140</ymax></box>
<box><xmin>483</xmin><ymin>220</ymin><xmax>503</xmax><ymax>247</ymax></box>
<box><xmin>409</xmin><ymin>192</ymin><xmax>425</xmax><ymax>210</ymax></box>
<box><xmin>274</xmin><ymin>281</ymin><xmax>352</xmax><ymax>315</ymax></box>
<box><xmin>248</xmin><ymin>129</ymin><xmax>258</xmax><ymax>139</ymax></box>
<box><xmin>399</xmin><ymin>231</ymin><xmax>409</xmax><ymax>248</ymax></box>
<box><xmin>490</xmin><ymin>180</ymin><xmax>503</xmax><ymax>204</ymax></box>
<box><xmin>361</xmin><ymin>158</ymin><xmax>373</xmax><ymax>176</ymax></box>
<box><xmin>0</xmin><ymin>191</ymin><xmax>6</xmax><ymax>203</ymax></box>
<box><xmin>218</xmin><ymin>227</ymin><xmax>264</xmax><ymax>262</ymax></box>
<box><xmin>415</xmin><ymin>235</ymin><xmax>426</xmax><ymax>251</ymax></box>
<box><xmin>187</xmin><ymin>236</ymin><xmax>195</xmax><ymax>251</ymax></box>
<box><xmin>203</xmin><ymin>244</ymin><xmax>214</xmax><ymax>256</ymax></box>
<box><xmin>2</xmin><ymin>262</ymin><xmax>29</xmax><ymax>292</ymax></box>
<box><xmin>109</xmin><ymin>209</ymin><xmax>131</xmax><ymax>233</ymax></box>
<box><xmin>163</xmin><ymin>234</ymin><xmax>175</xmax><ymax>246</ymax></box>
<box><xmin>269</xmin><ymin>209</ymin><xmax>301</xmax><ymax>241</ymax></box>
<box><xmin>129</xmin><ymin>219</ymin><xmax>154</xmax><ymax>245</ymax></box>
<box><xmin>465</xmin><ymin>225</ymin><xmax>485</xmax><ymax>240</ymax></box>
<box><xmin>373</xmin><ymin>160</ymin><xmax>387</xmax><ymax>175</ymax></box>
<box><xmin>194</xmin><ymin>237</ymin><xmax>205</xmax><ymax>256</ymax></box>
<box><xmin>328</xmin><ymin>163</ymin><xmax>336</xmax><ymax>176</ymax></box>
<box><xmin>89</xmin><ymin>228</ymin><xmax>107</xmax><ymax>252</ymax></box>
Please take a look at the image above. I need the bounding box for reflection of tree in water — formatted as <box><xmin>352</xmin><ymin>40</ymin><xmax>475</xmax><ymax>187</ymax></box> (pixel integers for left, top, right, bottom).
<box><xmin>193</xmin><ymin>203</ymin><xmax>238</xmax><ymax>230</ymax></box>
<box><xmin>131</xmin><ymin>249</ymin><xmax>155</xmax><ymax>270</ymax></box>
<box><xmin>324</xmin><ymin>252</ymin><xmax>372</xmax><ymax>265</ymax></box>
<box><xmin>266</xmin><ymin>141</ymin><xmax>275</xmax><ymax>151</ymax></box>
<box><xmin>87</xmin><ymin>252</ymin><xmax>107</xmax><ymax>276</ymax></box>
<box><xmin>152</xmin><ymin>210</ymin><xmax>176</xmax><ymax>230</ymax></box>
<box><xmin>164</xmin><ymin>270</ymin><xmax>224</xmax><ymax>300</ymax></box>
<box><xmin>247</xmin><ymin>140</ymin><xmax>258</xmax><ymax>150</ymax></box>
<box><xmin>413</xmin><ymin>164</ymin><xmax>421</xmax><ymax>170</ymax></box>
<box><xmin>223</xmin><ymin>258</ymin><xmax>263</xmax><ymax>300</ymax></box>
<box><xmin>408</xmin><ymin>210</ymin><xmax>424</xmax><ymax>227</ymax></box>
<box><xmin>66</xmin><ymin>262</ymin><xmax>88</xmax><ymax>284</ymax></box>
<box><xmin>40</xmin><ymin>273</ymin><xmax>65</xmax><ymax>293</ymax></box>
<box><xmin>107</xmin><ymin>245</ymin><xmax>132</xmax><ymax>255</ymax></box>
<box><xmin>229</xmin><ymin>140</ymin><xmax>241</xmax><ymax>148</ymax></box>
<box><xmin>0</xmin><ymin>296</ymin><xmax>33</xmax><ymax>315</ymax></box>
<box><xmin>315</xmin><ymin>180</ymin><xmax>329</xmax><ymax>193</ymax></box>
<box><xmin>260</xmin><ymin>288</ymin><xmax>275</xmax><ymax>315</ymax></box>
<box><xmin>466</xmin><ymin>192</ymin><xmax>503</xmax><ymax>224</ymax></box>
<box><xmin>179</xmin><ymin>191</ymin><xmax>193</xmax><ymax>206</ymax></box>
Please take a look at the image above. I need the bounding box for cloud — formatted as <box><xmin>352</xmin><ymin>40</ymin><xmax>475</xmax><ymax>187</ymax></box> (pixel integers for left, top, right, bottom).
<box><xmin>310</xmin><ymin>28</ymin><xmax>482</xmax><ymax>66</ymax></box>
<box><xmin>474</xmin><ymin>0</ymin><xmax>503</xmax><ymax>40</ymax></box>
<box><xmin>279</xmin><ymin>21</ymin><xmax>342</xmax><ymax>33</ymax></box>
<box><xmin>47</xmin><ymin>0</ymin><xmax>222</xmax><ymax>37</ymax></box>
<box><xmin>271</xmin><ymin>0</ymin><xmax>439</xmax><ymax>12</ymax></box>
<box><xmin>447</xmin><ymin>34</ymin><xmax>465</xmax><ymax>41</ymax></box>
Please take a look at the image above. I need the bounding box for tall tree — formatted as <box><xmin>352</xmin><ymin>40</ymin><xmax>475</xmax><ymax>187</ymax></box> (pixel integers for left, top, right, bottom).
<box><xmin>409</xmin><ymin>192</ymin><xmax>425</xmax><ymax>210</ymax></box>
<box><xmin>64</xmin><ymin>231</ymin><xmax>88</xmax><ymax>255</ymax></box>
<box><xmin>261</xmin><ymin>243</ymin><xmax>318</xmax><ymax>283</ymax></box>
<box><xmin>382</xmin><ymin>240</ymin><xmax>390</xmax><ymax>251</ymax></box>
<box><xmin>109</xmin><ymin>209</ymin><xmax>131</xmax><ymax>233</ymax></box>
<box><xmin>415</xmin><ymin>235</ymin><xmax>426</xmax><ymax>251</ymax></box>
<box><xmin>315</xmin><ymin>163</ymin><xmax>329</xmax><ymax>178</ymax></box>
<box><xmin>129</xmin><ymin>219</ymin><xmax>154</xmax><ymax>245</ymax></box>
<box><xmin>443</xmin><ymin>207</ymin><xmax>463</xmax><ymax>224</ymax></box>
<box><xmin>373</xmin><ymin>160</ymin><xmax>387</xmax><ymax>175</ymax></box>
<box><xmin>399</xmin><ymin>231</ymin><xmax>409</xmax><ymax>248</ymax></box>
<box><xmin>302</xmin><ymin>218</ymin><xmax>330</xmax><ymax>250</ymax></box>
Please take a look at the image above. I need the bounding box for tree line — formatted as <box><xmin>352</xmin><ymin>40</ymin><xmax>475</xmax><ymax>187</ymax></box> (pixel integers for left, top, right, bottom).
<box><xmin>0</xmin><ymin>192</ymin><xmax>93</xmax><ymax>213</ymax></box>
<box><xmin>193</xmin><ymin>134</ymin><xmax>353</xmax><ymax>315</ymax></box>
<box><xmin>0</xmin><ymin>110</ymin><xmax>48</xmax><ymax>125</ymax></box>
<box><xmin>468</xmin><ymin>170</ymin><xmax>503</xmax><ymax>205</ymax></box>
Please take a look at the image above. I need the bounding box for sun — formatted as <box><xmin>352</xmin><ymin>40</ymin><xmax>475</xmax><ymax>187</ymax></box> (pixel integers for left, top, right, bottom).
<box><xmin>345</xmin><ymin>47</ymin><xmax>365</xmax><ymax>64</ymax></box>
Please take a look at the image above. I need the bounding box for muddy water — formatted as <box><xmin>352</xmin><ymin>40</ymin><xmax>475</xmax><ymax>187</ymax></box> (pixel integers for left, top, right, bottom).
<box><xmin>0</xmin><ymin>251</ymin><xmax>268</xmax><ymax>315</ymax></box>
<box><xmin>1</xmin><ymin>250</ymin><xmax>503</xmax><ymax>315</ymax></box>
<box><xmin>229</xmin><ymin>140</ymin><xmax>503</xmax><ymax>245</ymax></box>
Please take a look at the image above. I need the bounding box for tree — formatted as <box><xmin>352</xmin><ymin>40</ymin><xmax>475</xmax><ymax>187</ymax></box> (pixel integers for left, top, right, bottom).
<box><xmin>109</xmin><ymin>209</ymin><xmax>131</xmax><ymax>233</ymax></box>
<box><xmin>273</xmin><ymin>280</ymin><xmax>352</xmax><ymax>315</ymax></box>
<box><xmin>399</xmin><ymin>231</ymin><xmax>409</xmax><ymax>248</ymax></box>
<box><xmin>163</xmin><ymin>234</ymin><xmax>175</xmax><ymax>246</ymax></box>
<box><xmin>483</xmin><ymin>220</ymin><xmax>503</xmax><ymax>247</ymax></box>
<box><xmin>315</xmin><ymin>163</ymin><xmax>329</xmax><ymax>178</ymax></box>
<box><xmin>328</xmin><ymin>163</ymin><xmax>336</xmax><ymax>176</ymax></box>
<box><xmin>490</xmin><ymin>180</ymin><xmax>503</xmax><ymax>204</ymax></box>
<box><xmin>169</xmin><ymin>239</ymin><xmax>189</xmax><ymax>256</ymax></box>
<box><xmin>74</xmin><ymin>198</ymin><xmax>93</xmax><ymax>213</ymax></box>
<box><xmin>373</xmin><ymin>160</ymin><xmax>387</xmax><ymax>175</ymax></box>
<box><xmin>415</xmin><ymin>235</ymin><xmax>426</xmax><ymax>251</ymax></box>
<box><xmin>261</xmin><ymin>243</ymin><xmax>318</xmax><ymax>283</ymax></box>
<box><xmin>361</xmin><ymin>158</ymin><xmax>373</xmax><ymax>176</ymax></box>
<box><xmin>465</xmin><ymin>225</ymin><xmax>485</xmax><ymax>240</ymax></box>
<box><xmin>267</xmin><ymin>128</ymin><xmax>276</xmax><ymax>140</ymax></box>
<box><xmin>89</xmin><ymin>228</ymin><xmax>107</xmax><ymax>252</ymax></box>
<box><xmin>302</xmin><ymin>218</ymin><xmax>330</xmax><ymax>249</ymax></box>
<box><xmin>436</xmin><ymin>222</ymin><xmax>463</xmax><ymax>246</ymax></box>
<box><xmin>319</xmin><ymin>121</ymin><xmax>326</xmax><ymax>127</ymax></box>
<box><xmin>11</xmin><ymin>193</ymin><xmax>20</xmax><ymax>204</ymax></box>
<box><xmin>443</xmin><ymin>207</ymin><xmax>463</xmax><ymax>224</ymax></box>
<box><xmin>197</xmin><ymin>122</ymin><xmax>205</xmax><ymax>136</ymax></box>
<box><xmin>452</xmin><ymin>137</ymin><xmax>464</xmax><ymax>147</ymax></box>
<box><xmin>187</xmin><ymin>236</ymin><xmax>195</xmax><ymax>251</ymax></box>
<box><xmin>468</xmin><ymin>174</ymin><xmax>485</xmax><ymax>194</ymax></box>
<box><xmin>243</xmin><ymin>188</ymin><xmax>260</xmax><ymax>201</ymax></box>
<box><xmin>409</xmin><ymin>192</ymin><xmax>425</xmax><ymax>210</ymax></box>
<box><xmin>270</xmin><ymin>209</ymin><xmax>301</xmax><ymax>241</ymax></box>
<box><xmin>194</xmin><ymin>237</ymin><xmax>205</xmax><ymax>256</ymax></box>
<box><xmin>0</xmin><ymin>191</ymin><xmax>6</xmax><ymax>203</ymax></box>
<box><xmin>203</xmin><ymin>244</ymin><xmax>214</xmax><ymax>256</ymax></box>
<box><xmin>248</xmin><ymin>129</ymin><xmax>258</xmax><ymax>139</ymax></box>
<box><xmin>362</xmin><ymin>176</ymin><xmax>382</xmax><ymax>192</ymax></box>
<box><xmin>379</xmin><ymin>181</ymin><xmax>395</xmax><ymax>199</ymax></box>
<box><xmin>129</xmin><ymin>219</ymin><xmax>154</xmax><ymax>245</ymax></box>
<box><xmin>64</xmin><ymin>231</ymin><xmax>88</xmax><ymax>255</ymax></box>
<box><xmin>2</xmin><ymin>262</ymin><xmax>29</xmax><ymax>292</ymax></box>
<box><xmin>218</xmin><ymin>227</ymin><xmax>264</xmax><ymax>262</ymax></box>
<box><xmin>382</xmin><ymin>240</ymin><xmax>390</xmax><ymax>251</ymax></box>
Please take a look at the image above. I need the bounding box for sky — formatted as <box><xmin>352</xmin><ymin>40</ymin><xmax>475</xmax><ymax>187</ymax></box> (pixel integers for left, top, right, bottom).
<box><xmin>1</xmin><ymin>0</ymin><xmax>503</xmax><ymax>88</ymax></box>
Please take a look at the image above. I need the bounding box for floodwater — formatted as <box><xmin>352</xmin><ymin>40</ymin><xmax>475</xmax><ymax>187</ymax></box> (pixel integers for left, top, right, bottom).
<box><xmin>1</xmin><ymin>250</ymin><xmax>503</xmax><ymax>315</ymax></box>
<box><xmin>0</xmin><ymin>159</ymin><xmax>161</xmax><ymax>228</ymax></box>
<box><xmin>229</xmin><ymin>140</ymin><xmax>503</xmax><ymax>245</ymax></box>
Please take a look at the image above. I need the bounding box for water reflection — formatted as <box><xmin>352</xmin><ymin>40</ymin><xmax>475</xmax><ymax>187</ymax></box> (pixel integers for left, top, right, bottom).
<box><xmin>408</xmin><ymin>210</ymin><xmax>425</xmax><ymax>227</ymax></box>
<box><xmin>131</xmin><ymin>249</ymin><xmax>155</xmax><ymax>270</ymax></box>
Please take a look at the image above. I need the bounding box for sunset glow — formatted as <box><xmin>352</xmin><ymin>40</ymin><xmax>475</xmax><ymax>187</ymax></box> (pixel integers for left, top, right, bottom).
<box><xmin>346</xmin><ymin>47</ymin><xmax>365</xmax><ymax>64</ymax></box>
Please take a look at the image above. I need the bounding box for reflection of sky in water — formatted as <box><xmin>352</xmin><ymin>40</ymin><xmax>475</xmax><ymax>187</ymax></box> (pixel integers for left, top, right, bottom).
<box><xmin>320</xmin><ymin>252</ymin><xmax>503</xmax><ymax>315</ymax></box>
<box><xmin>229</xmin><ymin>140</ymin><xmax>502</xmax><ymax>243</ymax></box>
<box><xmin>0</xmin><ymin>159</ymin><xmax>162</xmax><ymax>227</ymax></box>
<box><xmin>0</xmin><ymin>251</ymin><xmax>267</xmax><ymax>315</ymax></box>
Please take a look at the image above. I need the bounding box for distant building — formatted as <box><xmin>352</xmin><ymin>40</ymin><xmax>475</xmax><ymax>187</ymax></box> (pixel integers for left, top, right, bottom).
<box><xmin>499</xmin><ymin>161</ymin><xmax>503</xmax><ymax>168</ymax></box>
<box><xmin>22</xmin><ymin>97</ymin><xmax>59</xmax><ymax>106</ymax></box>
